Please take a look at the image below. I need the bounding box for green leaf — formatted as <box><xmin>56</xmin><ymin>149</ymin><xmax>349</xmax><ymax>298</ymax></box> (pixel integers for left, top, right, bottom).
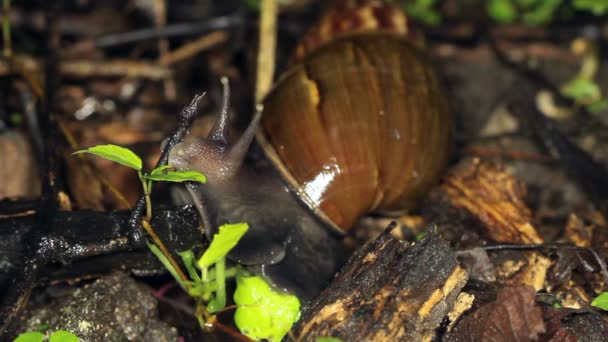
<box><xmin>49</xmin><ymin>330</ymin><xmax>79</xmax><ymax>342</ymax></box>
<box><xmin>521</xmin><ymin>0</ymin><xmax>560</xmax><ymax>25</ymax></box>
<box><xmin>574</xmin><ymin>0</ymin><xmax>608</xmax><ymax>15</ymax></box>
<box><xmin>415</xmin><ymin>232</ymin><xmax>426</xmax><ymax>241</ymax></box>
<box><xmin>403</xmin><ymin>0</ymin><xmax>442</xmax><ymax>25</ymax></box>
<box><xmin>316</xmin><ymin>338</ymin><xmax>345</xmax><ymax>342</ymax></box>
<box><xmin>488</xmin><ymin>0</ymin><xmax>517</xmax><ymax>23</ymax></box>
<box><xmin>147</xmin><ymin>242</ymin><xmax>188</xmax><ymax>291</ymax></box>
<box><xmin>561</xmin><ymin>77</ymin><xmax>601</xmax><ymax>102</ymax></box>
<box><xmin>234</xmin><ymin>275</ymin><xmax>301</xmax><ymax>342</ymax></box>
<box><xmin>198</xmin><ymin>223</ymin><xmax>249</xmax><ymax>269</ymax></box>
<box><xmin>588</xmin><ymin>99</ymin><xmax>608</xmax><ymax>114</ymax></box>
<box><xmin>591</xmin><ymin>292</ymin><xmax>608</xmax><ymax>310</ymax></box>
<box><xmin>13</xmin><ymin>332</ymin><xmax>44</xmax><ymax>342</ymax></box>
<box><xmin>150</xmin><ymin>165</ymin><xmax>173</xmax><ymax>175</ymax></box>
<box><xmin>143</xmin><ymin>170</ymin><xmax>206</xmax><ymax>184</ymax></box>
<box><xmin>73</xmin><ymin>144</ymin><xmax>142</xmax><ymax>171</ymax></box>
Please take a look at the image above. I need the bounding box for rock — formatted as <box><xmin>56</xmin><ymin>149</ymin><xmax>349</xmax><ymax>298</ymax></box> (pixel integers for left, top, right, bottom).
<box><xmin>16</xmin><ymin>272</ymin><xmax>177</xmax><ymax>342</ymax></box>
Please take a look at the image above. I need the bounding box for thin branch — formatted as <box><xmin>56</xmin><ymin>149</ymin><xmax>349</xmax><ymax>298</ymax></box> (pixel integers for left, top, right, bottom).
<box><xmin>255</xmin><ymin>0</ymin><xmax>278</xmax><ymax>104</ymax></box>
<box><xmin>2</xmin><ymin>0</ymin><xmax>11</xmax><ymax>58</ymax></box>
<box><xmin>482</xmin><ymin>243</ymin><xmax>608</xmax><ymax>285</ymax></box>
<box><xmin>95</xmin><ymin>15</ymin><xmax>242</xmax><ymax>48</ymax></box>
<box><xmin>159</xmin><ymin>31</ymin><xmax>228</xmax><ymax>65</ymax></box>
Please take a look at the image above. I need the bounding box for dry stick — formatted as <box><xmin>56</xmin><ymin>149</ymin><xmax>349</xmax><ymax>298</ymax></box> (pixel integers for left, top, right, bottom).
<box><xmin>160</xmin><ymin>31</ymin><xmax>228</xmax><ymax>65</ymax></box>
<box><xmin>214</xmin><ymin>321</ymin><xmax>255</xmax><ymax>342</ymax></box>
<box><xmin>463</xmin><ymin>146</ymin><xmax>555</xmax><ymax>163</ymax></box>
<box><xmin>255</xmin><ymin>0</ymin><xmax>278</xmax><ymax>104</ymax></box>
<box><xmin>483</xmin><ymin>244</ymin><xmax>608</xmax><ymax>285</ymax></box>
<box><xmin>142</xmin><ymin>220</ymin><xmax>190</xmax><ymax>285</ymax></box>
<box><xmin>154</xmin><ymin>0</ymin><xmax>176</xmax><ymax>101</ymax></box>
<box><xmin>95</xmin><ymin>14</ymin><xmax>242</xmax><ymax>48</ymax></box>
<box><xmin>0</xmin><ymin>56</ymin><xmax>172</xmax><ymax>80</ymax></box>
<box><xmin>59</xmin><ymin>59</ymin><xmax>171</xmax><ymax>79</ymax></box>
<box><xmin>2</xmin><ymin>0</ymin><xmax>10</xmax><ymax>58</ymax></box>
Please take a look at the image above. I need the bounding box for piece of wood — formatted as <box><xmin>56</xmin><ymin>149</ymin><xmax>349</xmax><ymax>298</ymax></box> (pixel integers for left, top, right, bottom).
<box><xmin>295</xmin><ymin>225</ymin><xmax>468</xmax><ymax>341</ymax></box>
<box><xmin>428</xmin><ymin>158</ymin><xmax>543</xmax><ymax>244</ymax></box>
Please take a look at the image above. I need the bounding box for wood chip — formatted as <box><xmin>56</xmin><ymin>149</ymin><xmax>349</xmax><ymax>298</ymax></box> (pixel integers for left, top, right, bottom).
<box><xmin>438</xmin><ymin>158</ymin><xmax>543</xmax><ymax>244</ymax></box>
<box><xmin>296</xmin><ymin>227</ymin><xmax>468</xmax><ymax>341</ymax></box>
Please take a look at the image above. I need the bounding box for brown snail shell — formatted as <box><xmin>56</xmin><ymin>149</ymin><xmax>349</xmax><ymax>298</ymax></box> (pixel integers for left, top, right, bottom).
<box><xmin>257</xmin><ymin>32</ymin><xmax>451</xmax><ymax>233</ymax></box>
<box><xmin>292</xmin><ymin>0</ymin><xmax>424</xmax><ymax>63</ymax></box>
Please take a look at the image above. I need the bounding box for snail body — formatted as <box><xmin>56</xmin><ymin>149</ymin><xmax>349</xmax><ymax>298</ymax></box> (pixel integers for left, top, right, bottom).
<box><xmin>169</xmin><ymin>0</ymin><xmax>450</xmax><ymax>300</ymax></box>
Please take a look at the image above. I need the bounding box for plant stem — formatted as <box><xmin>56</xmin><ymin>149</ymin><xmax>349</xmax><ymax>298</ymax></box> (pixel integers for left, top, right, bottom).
<box><xmin>2</xmin><ymin>0</ymin><xmax>11</xmax><ymax>58</ymax></box>
<box><xmin>141</xmin><ymin>219</ymin><xmax>190</xmax><ymax>286</ymax></box>
<box><xmin>202</xmin><ymin>266</ymin><xmax>208</xmax><ymax>282</ymax></box>
<box><xmin>255</xmin><ymin>0</ymin><xmax>277</xmax><ymax>103</ymax></box>
<box><xmin>215</xmin><ymin>258</ymin><xmax>226</xmax><ymax>311</ymax></box>
<box><xmin>138</xmin><ymin>171</ymin><xmax>152</xmax><ymax>219</ymax></box>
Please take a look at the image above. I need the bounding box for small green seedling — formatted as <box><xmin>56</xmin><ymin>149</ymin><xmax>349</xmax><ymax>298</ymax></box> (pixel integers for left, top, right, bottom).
<box><xmin>558</xmin><ymin>39</ymin><xmax>608</xmax><ymax>115</ymax></box>
<box><xmin>74</xmin><ymin>144</ymin><xmax>302</xmax><ymax>337</ymax></box>
<box><xmin>13</xmin><ymin>330</ymin><xmax>79</xmax><ymax>342</ymax></box>
<box><xmin>74</xmin><ymin>144</ymin><xmax>206</xmax><ymax>219</ymax></box>
<box><xmin>486</xmin><ymin>0</ymin><xmax>608</xmax><ymax>25</ymax></box>
<box><xmin>573</xmin><ymin>0</ymin><xmax>608</xmax><ymax>15</ymax></box>
<box><xmin>402</xmin><ymin>0</ymin><xmax>442</xmax><ymax>25</ymax></box>
<box><xmin>234</xmin><ymin>274</ymin><xmax>301</xmax><ymax>342</ymax></box>
<box><xmin>415</xmin><ymin>231</ymin><xmax>426</xmax><ymax>241</ymax></box>
<box><xmin>487</xmin><ymin>0</ymin><xmax>561</xmax><ymax>25</ymax></box>
<box><xmin>591</xmin><ymin>292</ymin><xmax>608</xmax><ymax>311</ymax></box>
<box><xmin>171</xmin><ymin>223</ymin><xmax>250</xmax><ymax>315</ymax></box>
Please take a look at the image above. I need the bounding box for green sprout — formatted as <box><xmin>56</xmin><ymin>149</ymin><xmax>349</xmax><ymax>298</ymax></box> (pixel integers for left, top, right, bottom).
<box><xmin>415</xmin><ymin>231</ymin><xmax>426</xmax><ymax>241</ymax></box>
<box><xmin>560</xmin><ymin>39</ymin><xmax>608</xmax><ymax>114</ymax></box>
<box><xmin>13</xmin><ymin>330</ymin><xmax>79</xmax><ymax>342</ymax></box>
<box><xmin>487</xmin><ymin>0</ymin><xmax>561</xmax><ymax>25</ymax></box>
<box><xmin>74</xmin><ymin>144</ymin><xmax>206</xmax><ymax>220</ymax></box>
<box><xmin>573</xmin><ymin>0</ymin><xmax>608</xmax><ymax>15</ymax></box>
<box><xmin>73</xmin><ymin>144</ymin><xmax>302</xmax><ymax>338</ymax></box>
<box><xmin>402</xmin><ymin>0</ymin><xmax>442</xmax><ymax>25</ymax></box>
<box><xmin>591</xmin><ymin>292</ymin><xmax>608</xmax><ymax>311</ymax></box>
<box><xmin>234</xmin><ymin>274</ymin><xmax>301</xmax><ymax>342</ymax></box>
<box><xmin>487</xmin><ymin>0</ymin><xmax>608</xmax><ymax>24</ymax></box>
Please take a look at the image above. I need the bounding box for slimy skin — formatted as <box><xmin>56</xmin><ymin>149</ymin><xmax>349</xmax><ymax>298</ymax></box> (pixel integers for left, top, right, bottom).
<box><xmin>169</xmin><ymin>79</ymin><xmax>344</xmax><ymax>300</ymax></box>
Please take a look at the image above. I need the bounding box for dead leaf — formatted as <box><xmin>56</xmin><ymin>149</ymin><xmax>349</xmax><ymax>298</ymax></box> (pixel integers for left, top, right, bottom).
<box><xmin>445</xmin><ymin>285</ymin><xmax>545</xmax><ymax>342</ymax></box>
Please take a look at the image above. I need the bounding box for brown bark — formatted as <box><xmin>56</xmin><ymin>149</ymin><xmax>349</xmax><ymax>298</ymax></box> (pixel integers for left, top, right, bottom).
<box><xmin>296</xmin><ymin>225</ymin><xmax>468</xmax><ymax>341</ymax></box>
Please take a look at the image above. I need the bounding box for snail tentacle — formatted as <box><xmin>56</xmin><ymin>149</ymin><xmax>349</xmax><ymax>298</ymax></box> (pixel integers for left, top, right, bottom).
<box><xmin>209</xmin><ymin>76</ymin><xmax>231</xmax><ymax>144</ymax></box>
<box><xmin>224</xmin><ymin>105</ymin><xmax>263</xmax><ymax>175</ymax></box>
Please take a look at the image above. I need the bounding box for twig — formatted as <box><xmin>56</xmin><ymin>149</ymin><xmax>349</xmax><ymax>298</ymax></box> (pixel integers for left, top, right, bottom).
<box><xmin>463</xmin><ymin>146</ymin><xmax>554</xmax><ymax>163</ymax></box>
<box><xmin>59</xmin><ymin>59</ymin><xmax>172</xmax><ymax>80</ymax></box>
<box><xmin>95</xmin><ymin>14</ymin><xmax>243</xmax><ymax>48</ymax></box>
<box><xmin>39</xmin><ymin>0</ymin><xmax>62</xmax><ymax>226</ymax></box>
<box><xmin>154</xmin><ymin>0</ymin><xmax>176</xmax><ymax>101</ymax></box>
<box><xmin>0</xmin><ymin>56</ymin><xmax>172</xmax><ymax>80</ymax></box>
<box><xmin>159</xmin><ymin>31</ymin><xmax>228</xmax><ymax>65</ymax></box>
<box><xmin>255</xmin><ymin>0</ymin><xmax>278</xmax><ymax>104</ymax></box>
<box><xmin>142</xmin><ymin>220</ymin><xmax>189</xmax><ymax>285</ymax></box>
<box><xmin>214</xmin><ymin>321</ymin><xmax>255</xmax><ymax>342</ymax></box>
<box><xmin>2</xmin><ymin>0</ymin><xmax>10</xmax><ymax>58</ymax></box>
<box><xmin>482</xmin><ymin>243</ymin><xmax>608</xmax><ymax>285</ymax></box>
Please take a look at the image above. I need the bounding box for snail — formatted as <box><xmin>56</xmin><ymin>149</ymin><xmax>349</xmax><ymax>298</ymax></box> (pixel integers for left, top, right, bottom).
<box><xmin>169</xmin><ymin>0</ymin><xmax>451</xmax><ymax>300</ymax></box>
